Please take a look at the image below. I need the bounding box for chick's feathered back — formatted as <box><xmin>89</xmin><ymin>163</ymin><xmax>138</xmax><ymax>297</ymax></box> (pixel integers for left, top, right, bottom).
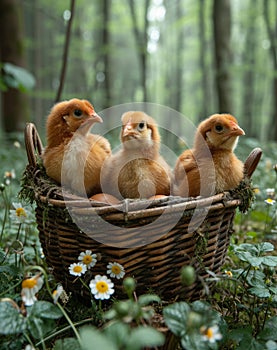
<box><xmin>174</xmin><ymin>113</ymin><xmax>245</xmax><ymax>197</ymax></box>
<box><xmin>43</xmin><ymin>98</ymin><xmax>111</xmax><ymax>196</ymax></box>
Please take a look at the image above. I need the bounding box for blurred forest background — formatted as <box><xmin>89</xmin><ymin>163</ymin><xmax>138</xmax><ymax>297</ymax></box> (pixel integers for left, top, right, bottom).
<box><xmin>0</xmin><ymin>0</ymin><xmax>277</xmax><ymax>146</ymax></box>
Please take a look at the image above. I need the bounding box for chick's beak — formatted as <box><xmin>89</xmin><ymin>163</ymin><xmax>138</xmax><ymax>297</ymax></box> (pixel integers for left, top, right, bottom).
<box><xmin>78</xmin><ymin>113</ymin><xmax>103</xmax><ymax>135</ymax></box>
<box><xmin>230</xmin><ymin>122</ymin><xmax>245</xmax><ymax>136</ymax></box>
<box><xmin>90</xmin><ymin>112</ymin><xmax>103</xmax><ymax>124</ymax></box>
<box><xmin>122</xmin><ymin>121</ymin><xmax>134</xmax><ymax>138</ymax></box>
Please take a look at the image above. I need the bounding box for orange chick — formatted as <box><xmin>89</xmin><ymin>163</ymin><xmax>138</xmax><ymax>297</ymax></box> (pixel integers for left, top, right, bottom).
<box><xmin>101</xmin><ymin>111</ymin><xmax>172</xmax><ymax>199</ymax></box>
<box><xmin>42</xmin><ymin>98</ymin><xmax>111</xmax><ymax>196</ymax></box>
<box><xmin>173</xmin><ymin>113</ymin><xmax>245</xmax><ymax>197</ymax></box>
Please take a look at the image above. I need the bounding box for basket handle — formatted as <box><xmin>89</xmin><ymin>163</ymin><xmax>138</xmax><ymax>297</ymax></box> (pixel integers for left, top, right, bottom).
<box><xmin>24</xmin><ymin>123</ymin><xmax>44</xmax><ymax>167</ymax></box>
<box><xmin>244</xmin><ymin>147</ymin><xmax>262</xmax><ymax>178</ymax></box>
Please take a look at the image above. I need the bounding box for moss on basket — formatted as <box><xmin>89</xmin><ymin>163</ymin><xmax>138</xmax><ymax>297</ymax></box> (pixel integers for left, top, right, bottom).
<box><xmin>19</xmin><ymin>156</ymin><xmax>61</xmax><ymax>205</ymax></box>
<box><xmin>229</xmin><ymin>177</ymin><xmax>255</xmax><ymax>213</ymax></box>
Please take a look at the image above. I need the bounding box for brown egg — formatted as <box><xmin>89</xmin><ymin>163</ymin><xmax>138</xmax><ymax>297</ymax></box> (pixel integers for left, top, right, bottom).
<box><xmin>90</xmin><ymin>193</ymin><xmax>120</xmax><ymax>205</ymax></box>
<box><xmin>148</xmin><ymin>195</ymin><xmax>168</xmax><ymax>200</ymax></box>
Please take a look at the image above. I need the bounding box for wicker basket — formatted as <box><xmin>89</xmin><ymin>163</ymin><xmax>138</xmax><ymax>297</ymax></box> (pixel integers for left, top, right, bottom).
<box><xmin>22</xmin><ymin>122</ymin><xmax>262</xmax><ymax>303</ymax></box>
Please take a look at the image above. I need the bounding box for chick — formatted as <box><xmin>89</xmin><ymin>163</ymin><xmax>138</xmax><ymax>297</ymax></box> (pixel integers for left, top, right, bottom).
<box><xmin>174</xmin><ymin>113</ymin><xmax>245</xmax><ymax>197</ymax></box>
<box><xmin>43</xmin><ymin>98</ymin><xmax>111</xmax><ymax>196</ymax></box>
<box><xmin>101</xmin><ymin>111</ymin><xmax>172</xmax><ymax>199</ymax></box>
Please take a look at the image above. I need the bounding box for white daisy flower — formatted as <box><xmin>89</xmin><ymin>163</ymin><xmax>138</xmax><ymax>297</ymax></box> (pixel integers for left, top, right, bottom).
<box><xmin>107</xmin><ymin>262</ymin><xmax>125</xmax><ymax>279</ymax></box>
<box><xmin>68</xmin><ymin>262</ymin><xmax>87</xmax><ymax>276</ymax></box>
<box><xmin>52</xmin><ymin>285</ymin><xmax>64</xmax><ymax>304</ymax></box>
<box><xmin>265</xmin><ymin>198</ymin><xmax>276</xmax><ymax>205</ymax></box>
<box><xmin>89</xmin><ymin>275</ymin><xmax>114</xmax><ymax>300</ymax></box>
<box><xmin>9</xmin><ymin>202</ymin><xmax>30</xmax><ymax>223</ymax></box>
<box><xmin>78</xmin><ymin>250</ymin><xmax>97</xmax><ymax>269</ymax></box>
<box><xmin>21</xmin><ymin>275</ymin><xmax>44</xmax><ymax>306</ymax></box>
<box><xmin>201</xmin><ymin>325</ymin><xmax>222</xmax><ymax>343</ymax></box>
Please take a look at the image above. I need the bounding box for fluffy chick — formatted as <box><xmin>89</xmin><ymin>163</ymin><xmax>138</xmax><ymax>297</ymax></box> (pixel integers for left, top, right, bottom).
<box><xmin>43</xmin><ymin>98</ymin><xmax>111</xmax><ymax>196</ymax></box>
<box><xmin>101</xmin><ymin>111</ymin><xmax>172</xmax><ymax>199</ymax></box>
<box><xmin>174</xmin><ymin>113</ymin><xmax>245</xmax><ymax>197</ymax></box>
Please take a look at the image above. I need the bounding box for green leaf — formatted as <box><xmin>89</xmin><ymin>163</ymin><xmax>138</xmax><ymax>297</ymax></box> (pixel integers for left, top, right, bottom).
<box><xmin>30</xmin><ymin>301</ymin><xmax>63</xmax><ymax>319</ymax></box>
<box><xmin>237</xmin><ymin>338</ymin><xmax>265</xmax><ymax>350</ymax></box>
<box><xmin>26</xmin><ymin>302</ymin><xmax>62</xmax><ymax>340</ymax></box>
<box><xmin>27</xmin><ymin>316</ymin><xmax>54</xmax><ymax>340</ymax></box>
<box><xmin>138</xmin><ymin>294</ymin><xmax>161</xmax><ymax>306</ymax></box>
<box><xmin>53</xmin><ymin>337</ymin><xmax>81</xmax><ymax>350</ymax></box>
<box><xmin>262</xmin><ymin>256</ymin><xmax>277</xmax><ymax>267</ymax></box>
<box><xmin>163</xmin><ymin>302</ymin><xmax>190</xmax><ymax>337</ymax></box>
<box><xmin>126</xmin><ymin>326</ymin><xmax>165</xmax><ymax>350</ymax></box>
<box><xmin>258</xmin><ymin>316</ymin><xmax>277</xmax><ymax>341</ymax></box>
<box><xmin>249</xmin><ymin>257</ymin><xmax>264</xmax><ymax>267</ymax></box>
<box><xmin>3</xmin><ymin>63</ymin><xmax>35</xmax><ymax>91</ymax></box>
<box><xmin>246</xmin><ymin>270</ymin><xmax>266</xmax><ymax>287</ymax></box>
<box><xmin>249</xmin><ymin>286</ymin><xmax>271</xmax><ymax>298</ymax></box>
<box><xmin>80</xmin><ymin>326</ymin><xmax>118</xmax><ymax>350</ymax></box>
<box><xmin>257</xmin><ymin>242</ymin><xmax>274</xmax><ymax>253</ymax></box>
<box><xmin>269</xmin><ymin>286</ymin><xmax>277</xmax><ymax>295</ymax></box>
<box><xmin>265</xmin><ymin>340</ymin><xmax>277</xmax><ymax>349</ymax></box>
<box><xmin>230</xmin><ymin>327</ymin><xmax>265</xmax><ymax>350</ymax></box>
<box><xmin>105</xmin><ymin>322</ymin><xmax>129</xmax><ymax>348</ymax></box>
<box><xmin>0</xmin><ymin>264</ymin><xmax>20</xmax><ymax>275</ymax></box>
<box><xmin>229</xmin><ymin>326</ymin><xmax>253</xmax><ymax>343</ymax></box>
<box><xmin>0</xmin><ymin>301</ymin><xmax>26</xmax><ymax>335</ymax></box>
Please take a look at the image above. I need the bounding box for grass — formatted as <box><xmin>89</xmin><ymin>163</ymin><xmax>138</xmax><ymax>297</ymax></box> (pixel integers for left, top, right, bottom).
<box><xmin>0</xmin><ymin>133</ymin><xmax>276</xmax><ymax>349</ymax></box>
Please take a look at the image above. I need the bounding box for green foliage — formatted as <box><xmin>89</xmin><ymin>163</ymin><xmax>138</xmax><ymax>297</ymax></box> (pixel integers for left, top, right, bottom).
<box><xmin>0</xmin><ymin>300</ymin><xmax>62</xmax><ymax>348</ymax></box>
<box><xmin>0</xmin><ymin>302</ymin><xmax>26</xmax><ymax>335</ymax></box>
<box><xmin>0</xmin><ymin>62</ymin><xmax>35</xmax><ymax>92</ymax></box>
<box><xmin>80</xmin><ymin>323</ymin><xmax>164</xmax><ymax>350</ymax></box>
<box><xmin>163</xmin><ymin>301</ymin><xmax>226</xmax><ymax>350</ymax></box>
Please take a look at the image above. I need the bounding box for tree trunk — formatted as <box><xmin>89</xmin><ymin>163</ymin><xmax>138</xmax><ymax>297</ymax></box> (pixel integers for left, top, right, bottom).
<box><xmin>0</xmin><ymin>0</ymin><xmax>28</xmax><ymax>132</ymax></box>
<box><xmin>102</xmin><ymin>0</ymin><xmax>111</xmax><ymax>109</ymax></box>
<box><xmin>129</xmin><ymin>0</ymin><xmax>150</xmax><ymax>102</ymax></box>
<box><xmin>198</xmin><ymin>0</ymin><xmax>209</xmax><ymax>121</ymax></box>
<box><xmin>263</xmin><ymin>0</ymin><xmax>277</xmax><ymax>141</ymax></box>
<box><xmin>213</xmin><ymin>0</ymin><xmax>233</xmax><ymax>113</ymax></box>
<box><xmin>242</xmin><ymin>0</ymin><xmax>258</xmax><ymax>137</ymax></box>
<box><xmin>55</xmin><ymin>0</ymin><xmax>75</xmax><ymax>103</ymax></box>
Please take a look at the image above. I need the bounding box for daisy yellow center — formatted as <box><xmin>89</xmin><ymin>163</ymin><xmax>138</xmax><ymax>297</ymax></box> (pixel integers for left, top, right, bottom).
<box><xmin>111</xmin><ymin>265</ymin><xmax>121</xmax><ymax>275</ymax></box>
<box><xmin>205</xmin><ymin>328</ymin><xmax>214</xmax><ymax>339</ymax></box>
<box><xmin>96</xmin><ymin>281</ymin><xmax>109</xmax><ymax>293</ymax></box>
<box><xmin>22</xmin><ymin>278</ymin><xmax>37</xmax><ymax>289</ymax></box>
<box><xmin>16</xmin><ymin>207</ymin><xmax>26</xmax><ymax>217</ymax></box>
<box><xmin>267</xmin><ymin>199</ymin><xmax>273</xmax><ymax>203</ymax></box>
<box><xmin>73</xmin><ymin>265</ymin><xmax>83</xmax><ymax>273</ymax></box>
<box><xmin>83</xmin><ymin>255</ymin><xmax>92</xmax><ymax>264</ymax></box>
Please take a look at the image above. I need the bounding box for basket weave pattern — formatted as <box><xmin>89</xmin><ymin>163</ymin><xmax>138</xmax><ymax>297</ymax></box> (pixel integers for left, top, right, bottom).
<box><xmin>22</xmin><ymin>123</ymin><xmax>262</xmax><ymax>302</ymax></box>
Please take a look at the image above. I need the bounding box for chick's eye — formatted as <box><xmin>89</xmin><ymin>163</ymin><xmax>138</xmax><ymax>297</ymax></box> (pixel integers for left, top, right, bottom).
<box><xmin>74</xmin><ymin>109</ymin><xmax>83</xmax><ymax>117</ymax></box>
<box><xmin>215</xmin><ymin>124</ymin><xmax>224</xmax><ymax>133</ymax></box>
<box><xmin>138</xmin><ymin>122</ymin><xmax>145</xmax><ymax>130</ymax></box>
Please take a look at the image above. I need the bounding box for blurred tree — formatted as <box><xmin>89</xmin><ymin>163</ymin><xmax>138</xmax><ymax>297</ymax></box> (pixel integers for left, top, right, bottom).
<box><xmin>198</xmin><ymin>0</ymin><xmax>209</xmax><ymax>121</ymax></box>
<box><xmin>128</xmin><ymin>0</ymin><xmax>150</xmax><ymax>101</ymax></box>
<box><xmin>55</xmin><ymin>0</ymin><xmax>75</xmax><ymax>103</ymax></box>
<box><xmin>0</xmin><ymin>0</ymin><xmax>29</xmax><ymax>133</ymax></box>
<box><xmin>242</xmin><ymin>0</ymin><xmax>258</xmax><ymax>138</ymax></box>
<box><xmin>101</xmin><ymin>0</ymin><xmax>111</xmax><ymax>109</ymax></box>
<box><xmin>213</xmin><ymin>0</ymin><xmax>232</xmax><ymax>113</ymax></box>
<box><xmin>263</xmin><ymin>0</ymin><xmax>277</xmax><ymax>141</ymax></box>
